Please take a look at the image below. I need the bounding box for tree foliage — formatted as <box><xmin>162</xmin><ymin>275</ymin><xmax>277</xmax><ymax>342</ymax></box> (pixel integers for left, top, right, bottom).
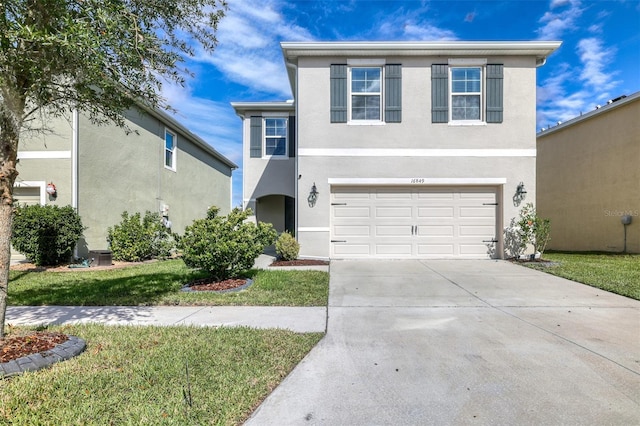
<box><xmin>0</xmin><ymin>0</ymin><xmax>227</xmax><ymax>337</ymax></box>
<box><xmin>179</xmin><ymin>207</ymin><xmax>277</xmax><ymax>280</ymax></box>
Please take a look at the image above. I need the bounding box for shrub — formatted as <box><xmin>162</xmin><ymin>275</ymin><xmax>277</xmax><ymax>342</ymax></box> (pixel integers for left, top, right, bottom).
<box><xmin>179</xmin><ymin>207</ymin><xmax>277</xmax><ymax>280</ymax></box>
<box><xmin>516</xmin><ymin>203</ymin><xmax>551</xmax><ymax>257</ymax></box>
<box><xmin>276</xmin><ymin>231</ymin><xmax>299</xmax><ymax>261</ymax></box>
<box><xmin>107</xmin><ymin>211</ymin><xmax>175</xmax><ymax>262</ymax></box>
<box><xmin>12</xmin><ymin>204</ymin><xmax>84</xmax><ymax>266</ymax></box>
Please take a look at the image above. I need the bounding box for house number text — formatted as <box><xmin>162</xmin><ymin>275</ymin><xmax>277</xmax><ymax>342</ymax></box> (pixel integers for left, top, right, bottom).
<box><xmin>410</xmin><ymin>178</ymin><xmax>425</xmax><ymax>184</ymax></box>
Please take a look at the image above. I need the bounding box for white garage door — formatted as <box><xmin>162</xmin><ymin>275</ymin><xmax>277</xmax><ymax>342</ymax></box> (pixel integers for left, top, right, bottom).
<box><xmin>331</xmin><ymin>186</ymin><xmax>497</xmax><ymax>259</ymax></box>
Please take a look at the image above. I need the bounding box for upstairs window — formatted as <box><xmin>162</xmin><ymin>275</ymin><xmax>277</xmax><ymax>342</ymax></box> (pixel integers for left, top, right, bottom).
<box><xmin>264</xmin><ymin>117</ymin><xmax>288</xmax><ymax>157</ymax></box>
<box><xmin>451</xmin><ymin>67</ymin><xmax>482</xmax><ymax>121</ymax></box>
<box><xmin>350</xmin><ymin>67</ymin><xmax>381</xmax><ymax>121</ymax></box>
<box><xmin>432</xmin><ymin>63</ymin><xmax>503</xmax><ymax>124</ymax></box>
<box><xmin>330</xmin><ymin>64</ymin><xmax>402</xmax><ymax>124</ymax></box>
<box><xmin>164</xmin><ymin>129</ymin><xmax>176</xmax><ymax>170</ymax></box>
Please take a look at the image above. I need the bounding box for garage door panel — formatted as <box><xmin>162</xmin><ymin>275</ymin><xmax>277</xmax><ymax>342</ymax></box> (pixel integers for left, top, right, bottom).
<box><xmin>417</xmin><ymin>207</ymin><xmax>455</xmax><ymax>218</ymax></box>
<box><xmin>331</xmin><ymin>186</ymin><xmax>497</xmax><ymax>259</ymax></box>
<box><xmin>376</xmin><ymin>206</ymin><xmax>412</xmax><ymax>218</ymax></box>
<box><xmin>333</xmin><ymin>244</ymin><xmax>370</xmax><ymax>256</ymax></box>
<box><xmin>459</xmin><ymin>206</ymin><xmax>495</xmax><ymax>218</ymax></box>
<box><xmin>459</xmin><ymin>225</ymin><xmax>495</xmax><ymax>236</ymax></box>
<box><xmin>416</xmin><ymin>244</ymin><xmax>455</xmax><ymax>255</ymax></box>
<box><xmin>376</xmin><ymin>225</ymin><xmax>412</xmax><ymax>236</ymax></box>
<box><xmin>376</xmin><ymin>244</ymin><xmax>412</xmax><ymax>255</ymax></box>
<box><xmin>334</xmin><ymin>206</ymin><xmax>370</xmax><ymax>218</ymax></box>
<box><xmin>417</xmin><ymin>225</ymin><xmax>454</xmax><ymax>236</ymax></box>
<box><xmin>334</xmin><ymin>225</ymin><xmax>370</xmax><ymax>237</ymax></box>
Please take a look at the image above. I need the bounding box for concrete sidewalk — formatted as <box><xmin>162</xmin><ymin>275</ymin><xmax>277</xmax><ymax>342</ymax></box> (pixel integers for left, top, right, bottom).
<box><xmin>6</xmin><ymin>253</ymin><xmax>329</xmax><ymax>333</ymax></box>
<box><xmin>5</xmin><ymin>305</ymin><xmax>327</xmax><ymax>333</ymax></box>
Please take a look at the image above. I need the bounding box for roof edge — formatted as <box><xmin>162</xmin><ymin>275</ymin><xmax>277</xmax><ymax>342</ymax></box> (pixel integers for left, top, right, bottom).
<box><xmin>537</xmin><ymin>91</ymin><xmax>640</xmax><ymax>137</ymax></box>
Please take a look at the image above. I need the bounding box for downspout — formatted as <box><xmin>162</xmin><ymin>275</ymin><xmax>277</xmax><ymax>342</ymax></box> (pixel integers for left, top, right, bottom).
<box><xmin>72</xmin><ymin>109</ymin><xmax>79</xmax><ymax>258</ymax></box>
<box><xmin>285</xmin><ymin>59</ymin><xmax>298</xmax><ymax>239</ymax></box>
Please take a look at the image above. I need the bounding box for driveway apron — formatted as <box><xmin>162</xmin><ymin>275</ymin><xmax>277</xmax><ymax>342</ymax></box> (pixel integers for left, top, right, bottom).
<box><xmin>246</xmin><ymin>260</ymin><xmax>640</xmax><ymax>425</ymax></box>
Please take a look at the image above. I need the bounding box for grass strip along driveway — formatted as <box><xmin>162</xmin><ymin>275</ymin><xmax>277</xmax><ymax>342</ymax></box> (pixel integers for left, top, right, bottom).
<box><xmin>522</xmin><ymin>252</ymin><xmax>640</xmax><ymax>300</ymax></box>
<box><xmin>3</xmin><ymin>260</ymin><xmax>328</xmax><ymax>424</ymax></box>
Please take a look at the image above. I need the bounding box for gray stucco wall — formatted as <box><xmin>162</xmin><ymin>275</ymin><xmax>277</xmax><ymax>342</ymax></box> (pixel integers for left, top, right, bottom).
<box><xmin>295</xmin><ymin>55</ymin><xmax>539</xmax><ymax>258</ymax></box>
<box><xmin>77</xmin><ymin>109</ymin><xmax>232</xmax><ymax>253</ymax></box>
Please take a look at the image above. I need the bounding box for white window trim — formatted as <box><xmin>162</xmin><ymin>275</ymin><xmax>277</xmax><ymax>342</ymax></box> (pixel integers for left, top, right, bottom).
<box><xmin>449</xmin><ymin>65</ymin><xmax>484</xmax><ymax>125</ymax></box>
<box><xmin>348</xmin><ymin>66</ymin><xmax>383</xmax><ymax>124</ymax></box>
<box><xmin>13</xmin><ymin>181</ymin><xmax>46</xmax><ymax>205</ymax></box>
<box><xmin>262</xmin><ymin>114</ymin><xmax>288</xmax><ymax>159</ymax></box>
<box><xmin>164</xmin><ymin>128</ymin><xmax>177</xmax><ymax>171</ymax></box>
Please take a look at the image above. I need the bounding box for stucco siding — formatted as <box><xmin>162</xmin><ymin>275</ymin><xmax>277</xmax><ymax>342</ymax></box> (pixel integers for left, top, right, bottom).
<box><xmin>294</xmin><ymin>55</ymin><xmax>538</xmax><ymax>258</ymax></box>
<box><xmin>537</xmin><ymin>96</ymin><xmax>640</xmax><ymax>253</ymax></box>
<box><xmin>77</xmin><ymin>109</ymin><xmax>232</xmax><ymax>252</ymax></box>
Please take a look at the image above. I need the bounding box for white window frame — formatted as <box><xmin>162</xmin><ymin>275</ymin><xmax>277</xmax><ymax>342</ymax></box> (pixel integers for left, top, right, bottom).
<box><xmin>348</xmin><ymin>65</ymin><xmax>383</xmax><ymax>123</ymax></box>
<box><xmin>447</xmin><ymin>59</ymin><xmax>488</xmax><ymax>125</ymax></box>
<box><xmin>263</xmin><ymin>113</ymin><xmax>288</xmax><ymax>159</ymax></box>
<box><xmin>164</xmin><ymin>128</ymin><xmax>177</xmax><ymax>171</ymax></box>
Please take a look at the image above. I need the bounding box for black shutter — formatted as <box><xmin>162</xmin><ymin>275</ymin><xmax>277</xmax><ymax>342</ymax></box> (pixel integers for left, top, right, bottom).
<box><xmin>431</xmin><ymin>64</ymin><xmax>449</xmax><ymax>123</ymax></box>
<box><xmin>330</xmin><ymin>64</ymin><xmax>347</xmax><ymax>123</ymax></box>
<box><xmin>385</xmin><ymin>64</ymin><xmax>402</xmax><ymax>123</ymax></box>
<box><xmin>288</xmin><ymin>116</ymin><xmax>296</xmax><ymax>158</ymax></box>
<box><xmin>486</xmin><ymin>64</ymin><xmax>504</xmax><ymax>123</ymax></box>
<box><xmin>250</xmin><ymin>116</ymin><xmax>262</xmax><ymax>158</ymax></box>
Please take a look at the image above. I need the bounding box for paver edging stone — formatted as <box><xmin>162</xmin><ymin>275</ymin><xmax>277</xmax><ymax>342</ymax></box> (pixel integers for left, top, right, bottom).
<box><xmin>1</xmin><ymin>335</ymin><xmax>86</xmax><ymax>379</ymax></box>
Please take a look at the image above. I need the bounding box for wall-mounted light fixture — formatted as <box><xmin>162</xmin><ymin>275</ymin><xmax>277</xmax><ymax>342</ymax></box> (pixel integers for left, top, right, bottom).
<box><xmin>512</xmin><ymin>181</ymin><xmax>527</xmax><ymax>206</ymax></box>
<box><xmin>46</xmin><ymin>182</ymin><xmax>57</xmax><ymax>198</ymax></box>
<box><xmin>307</xmin><ymin>182</ymin><xmax>318</xmax><ymax>208</ymax></box>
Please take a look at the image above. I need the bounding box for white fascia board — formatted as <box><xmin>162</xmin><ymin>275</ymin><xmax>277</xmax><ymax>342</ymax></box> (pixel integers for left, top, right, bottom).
<box><xmin>299</xmin><ymin>148</ymin><xmax>536</xmax><ymax>157</ymax></box>
<box><xmin>328</xmin><ymin>178</ymin><xmax>508</xmax><ymax>185</ymax></box>
<box><xmin>231</xmin><ymin>101</ymin><xmax>295</xmax><ymax>117</ymax></box>
<box><xmin>281</xmin><ymin>41</ymin><xmax>562</xmax><ymax>61</ymax></box>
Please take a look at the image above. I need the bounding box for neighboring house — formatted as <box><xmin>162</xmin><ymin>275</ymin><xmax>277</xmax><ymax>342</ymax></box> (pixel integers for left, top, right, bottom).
<box><xmin>233</xmin><ymin>41</ymin><xmax>561</xmax><ymax>259</ymax></box>
<box><xmin>14</xmin><ymin>106</ymin><xmax>237</xmax><ymax>257</ymax></box>
<box><xmin>537</xmin><ymin>91</ymin><xmax>639</xmax><ymax>254</ymax></box>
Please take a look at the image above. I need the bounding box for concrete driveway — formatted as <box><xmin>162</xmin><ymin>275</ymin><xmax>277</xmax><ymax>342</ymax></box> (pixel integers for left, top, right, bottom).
<box><xmin>246</xmin><ymin>260</ymin><xmax>640</xmax><ymax>425</ymax></box>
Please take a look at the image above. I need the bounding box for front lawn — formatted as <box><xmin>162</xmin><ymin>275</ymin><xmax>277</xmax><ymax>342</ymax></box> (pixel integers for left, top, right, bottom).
<box><xmin>523</xmin><ymin>252</ymin><xmax>640</xmax><ymax>300</ymax></box>
<box><xmin>0</xmin><ymin>324</ymin><xmax>322</xmax><ymax>425</ymax></box>
<box><xmin>8</xmin><ymin>259</ymin><xmax>329</xmax><ymax>306</ymax></box>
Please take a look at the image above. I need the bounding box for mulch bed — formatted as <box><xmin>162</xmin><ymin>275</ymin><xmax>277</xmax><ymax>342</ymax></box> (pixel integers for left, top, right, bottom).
<box><xmin>184</xmin><ymin>277</ymin><xmax>249</xmax><ymax>292</ymax></box>
<box><xmin>1</xmin><ymin>332</ymin><xmax>69</xmax><ymax>363</ymax></box>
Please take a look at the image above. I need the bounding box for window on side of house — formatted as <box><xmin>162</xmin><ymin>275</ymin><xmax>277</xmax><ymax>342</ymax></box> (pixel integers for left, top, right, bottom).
<box><xmin>451</xmin><ymin>67</ymin><xmax>482</xmax><ymax>122</ymax></box>
<box><xmin>350</xmin><ymin>67</ymin><xmax>382</xmax><ymax>121</ymax></box>
<box><xmin>264</xmin><ymin>117</ymin><xmax>288</xmax><ymax>157</ymax></box>
<box><xmin>165</xmin><ymin>129</ymin><xmax>176</xmax><ymax>170</ymax></box>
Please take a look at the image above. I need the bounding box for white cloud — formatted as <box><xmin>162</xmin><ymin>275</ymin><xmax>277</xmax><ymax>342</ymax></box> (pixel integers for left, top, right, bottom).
<box><xmin>192</xmin><ymin>0</ymin><xmax>313</xmax><ymax>98</ymax></box>
<box><xmin>577</xmin><ymin>37</ymin><xmax>619</xmax><ymax>91</ymax></box>
<box><xmin>371</xmin><ymin>4</ymin><xmax>457</xmax><ymax>41</ymax></box>
<box><xmin>537</xmin><ymin>0</ymin><xmax>583</xmax><ymax>40</ymax></box>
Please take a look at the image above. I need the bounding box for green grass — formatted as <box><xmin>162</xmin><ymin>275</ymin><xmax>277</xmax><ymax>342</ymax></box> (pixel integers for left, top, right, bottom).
<box><xmin>8</xmin><ymin>260</ymin><xmax>329</xmax><ymax>307</ymax></box>
<box><xmin>1</xmin><ymin>324</ymin><xmax>323</xmax><ymax>425</ymax></box>
<box><xmin>523</xmin><ymin>252</ymin><xmax>640</xmax><ymax>300</ymax></box>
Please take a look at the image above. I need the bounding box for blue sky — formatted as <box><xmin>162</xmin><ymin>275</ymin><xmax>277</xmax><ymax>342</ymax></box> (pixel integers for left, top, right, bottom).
<box><xmin>162</xmin><ymin>0</ymin><xmax>640</xmax><ymax>208</ymax></box>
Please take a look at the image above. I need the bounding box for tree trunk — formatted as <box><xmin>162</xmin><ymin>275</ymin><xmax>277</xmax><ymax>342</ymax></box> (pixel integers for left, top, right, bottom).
<box><xmin>0</xmin><ymin>108</ymin><xmax>21</xmax><ymax>338</ymax></box>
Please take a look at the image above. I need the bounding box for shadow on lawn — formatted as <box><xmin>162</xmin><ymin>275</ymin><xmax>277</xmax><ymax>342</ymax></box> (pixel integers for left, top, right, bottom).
<box><xmin>8</xmin><ymin>269</ymin><xmax>212</xmax><ymax>306</ymax></box>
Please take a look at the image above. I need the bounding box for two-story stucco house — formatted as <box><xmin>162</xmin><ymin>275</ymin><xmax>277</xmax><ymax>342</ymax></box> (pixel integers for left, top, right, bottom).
<box><xmin>233</xmin><ymin>41</ymin><xmax>561</xmax><ymax>259</ymax></box>
<box><xmin>14</xmin><ymin>106</ymin><xmax>236</xmax><ymax>257</ymax></box>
